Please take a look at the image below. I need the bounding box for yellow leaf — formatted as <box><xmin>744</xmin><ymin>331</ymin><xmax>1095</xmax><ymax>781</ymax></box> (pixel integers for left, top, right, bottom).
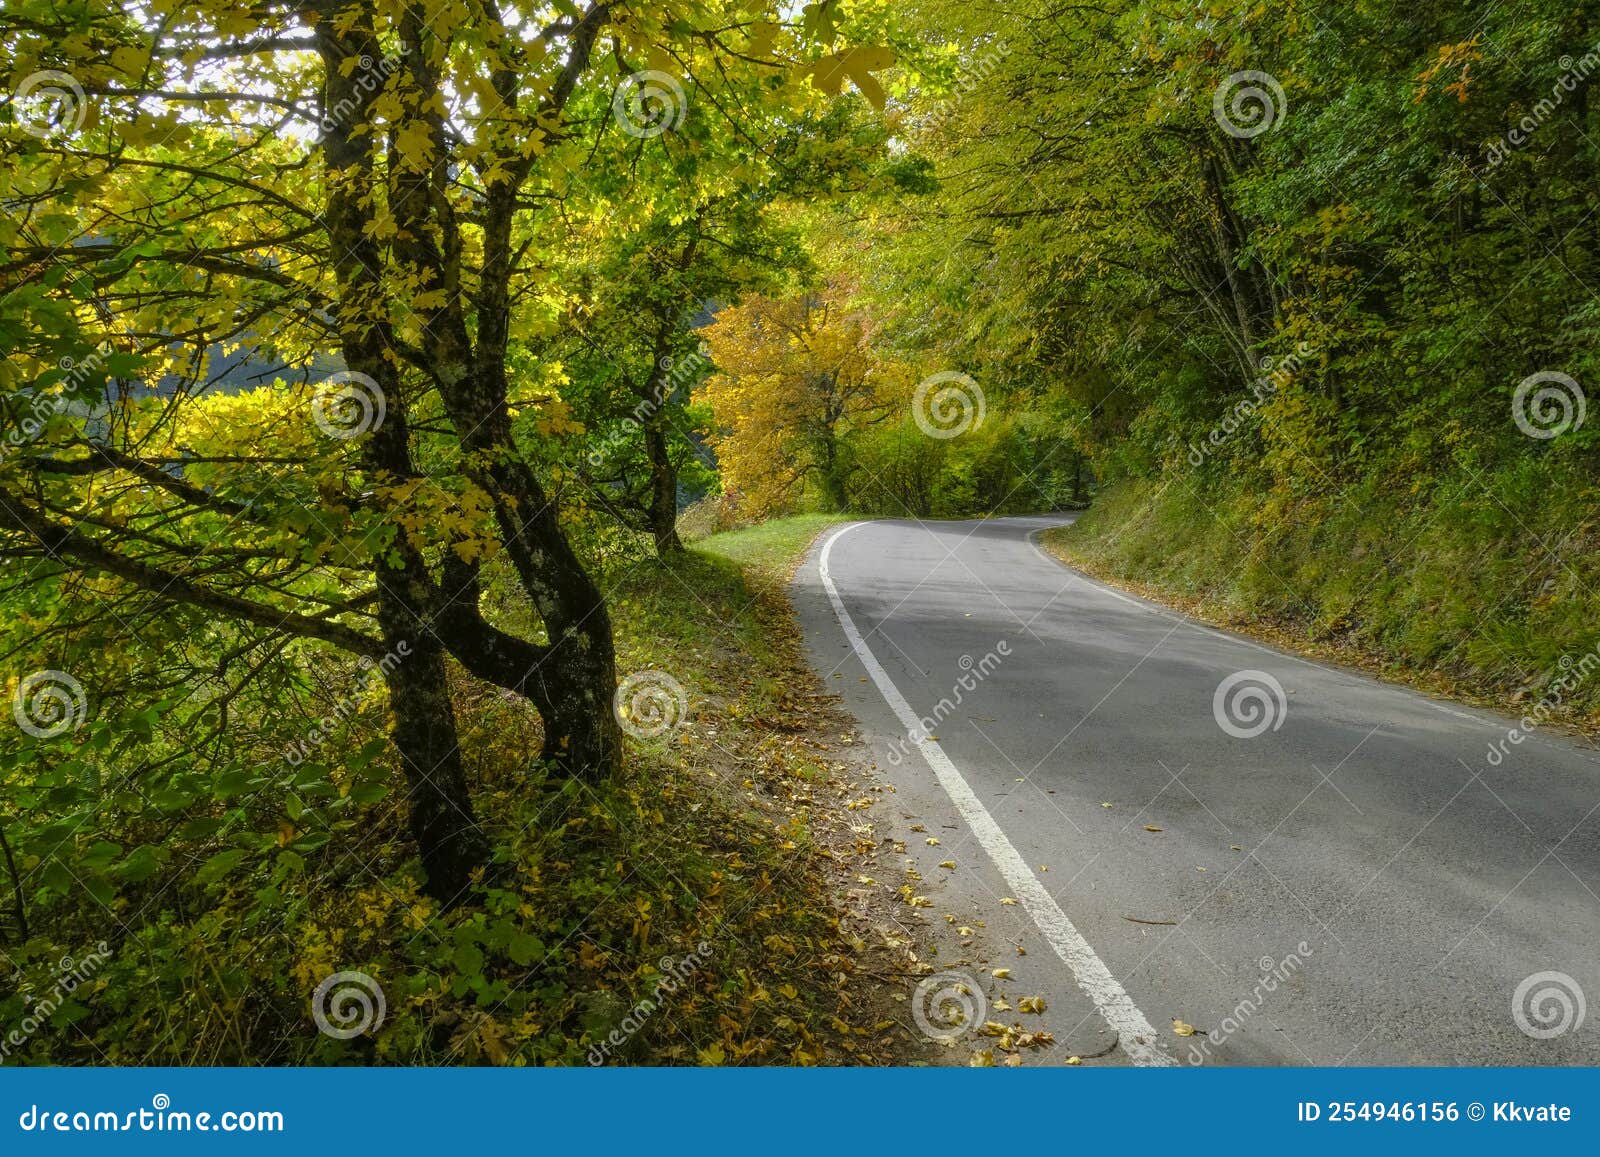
<box><xmin>1172</xmin><ymin>1018</ymin><xmax>1196</xmax><ymax>1037</ymax></box>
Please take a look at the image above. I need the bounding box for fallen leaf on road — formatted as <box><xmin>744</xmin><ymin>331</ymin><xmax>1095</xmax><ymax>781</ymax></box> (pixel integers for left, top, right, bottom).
<box><xmin>999</xmin><ymin>897</ymin><xmax>1018</xmax><ymax>906</ymax></box>
<box><xmin>939</xmin><ymin>860</ymin><xmax>956</xmax><ymax>869</ymax></box>
<box><xmin>926</xmin><ymin>837</ymin><xmax>940</xmax><ymax>846</ymax></box>
<box><xmin>1172</xmin><ymin>1018</ymin><xmax>1196</xmax><ymax>1037</ymax></box>
<box><xmin>1121</xmin><ymin>915</ymin><xmax>1177</xmax><ymax>926</ymax></box>
<box><xmin>992</xmin><ymin>968</ymin><xmax>1012</xmax><ymax>978</ymax></box>
<box><xmin>1143</xmin><ymin>825</ymin><xmax>1163</xmax><ymax>832</ymax></box>
<box><xmin>1065</xmin><ymin>1055</ymin><xmax>1082</xmax><ymax>1065</ymax></box>
<box><xmin>1018</xmin><ymin>996</ymin><xmax>1046</xmax><ymax>1014</ymax></box>
<box><xmin>1003</xmin><ymin>1052</ymin><xmax>1024</xmax><ymax>1067</ymax></box>
<box><xmin>1101</xmin><ymin>802</ymin><xmax>1114</xmax><ymax>808</ymax></box>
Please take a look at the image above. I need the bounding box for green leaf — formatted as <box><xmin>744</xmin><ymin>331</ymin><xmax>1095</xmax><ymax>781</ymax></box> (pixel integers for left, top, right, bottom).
<box><xmin>196</xmin><ymin>848</ymin><xmax>249</xmax><ymax>886</ymax></box>
<box><xmin>452</xmin><ymin>942</ymin><xmax>485</xmax><ymax>975</ymax></box>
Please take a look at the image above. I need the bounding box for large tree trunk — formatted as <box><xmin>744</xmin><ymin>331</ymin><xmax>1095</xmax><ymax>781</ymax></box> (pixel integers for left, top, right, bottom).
<box><xmin>453</xmin><ymin>396</ymin><xmax>623</xmax><ymax>782</ymax></box>
<box><xmin>314</xmin><ymin>14</ymin><xmax>489</xmax><ymax>896</ymax></box>
<box><xmin>319</xmin><ymin>6</ymin><xmax>622</xmax><ymax>787</ymax></box>
<box><xmin>379</xmin><ymin>611</ymin><xmax>490</xmax><ymax>904</ymax></box>
<box><xmin>645</xmin><ymin>417</ymin><xmax>683</xmax><ymax>554</ymax></box>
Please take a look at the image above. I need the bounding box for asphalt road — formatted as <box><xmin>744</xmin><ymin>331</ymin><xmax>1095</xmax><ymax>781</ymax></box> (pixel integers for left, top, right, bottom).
<box><xmin>792</xmin><ymin>514</ymin><xmax>1600</xmax><ymax>1066</ymax></box>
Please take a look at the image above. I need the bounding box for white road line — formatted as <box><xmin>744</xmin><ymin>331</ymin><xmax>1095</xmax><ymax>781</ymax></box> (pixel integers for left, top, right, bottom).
<box><xmin>818</xmin><ymin>522</ymin><xmax>1177</xmax><ymax>1067</ymax></box>
<box><xmin>1024</xmin><ymin>527</ymin><xmax>1500</xmax><ymax>731</ymax></box>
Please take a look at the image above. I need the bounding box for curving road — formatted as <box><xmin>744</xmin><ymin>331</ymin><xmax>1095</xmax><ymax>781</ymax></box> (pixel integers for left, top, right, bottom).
<box><xmin>792</xmin><ymin>515</ymin><xmax>1600</xmax><ymax>1066</ymax></box>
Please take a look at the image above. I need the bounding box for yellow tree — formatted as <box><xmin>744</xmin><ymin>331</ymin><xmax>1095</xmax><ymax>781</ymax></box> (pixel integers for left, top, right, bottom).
<box><xmin>701</xmin><ymin>279</ymin><xmax>898</xmax><ymax>513</ymax></box>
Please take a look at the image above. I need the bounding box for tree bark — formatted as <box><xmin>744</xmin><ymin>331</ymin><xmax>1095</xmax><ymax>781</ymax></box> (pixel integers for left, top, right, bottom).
<box><xmin>378</xmin><ymin>615</ymin><xmax>489</xmax><ymax>905</ymax></box>
<box><xmin>644</xmin><ymin>421</ymin><xmax>683</xmax><ymax>553</ymax></box>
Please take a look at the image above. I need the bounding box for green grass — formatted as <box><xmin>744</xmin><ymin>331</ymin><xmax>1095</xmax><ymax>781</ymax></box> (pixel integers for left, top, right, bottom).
<box><xmin>693</xmin><ymin>514</ymin><xmax>858</xmax><ymax>587</ymax></box>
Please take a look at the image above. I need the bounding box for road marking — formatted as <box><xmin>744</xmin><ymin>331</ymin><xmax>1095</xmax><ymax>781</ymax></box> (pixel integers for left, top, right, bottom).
<box><xmin>818</xmin><ymin>522</ymin><xmax>1177</xmax><ymax>1067</ymax></box>
<box><xmin>1023</xmin><ymin>527</ymin><xmax>1501</xmax><ymax>731</ymax></box>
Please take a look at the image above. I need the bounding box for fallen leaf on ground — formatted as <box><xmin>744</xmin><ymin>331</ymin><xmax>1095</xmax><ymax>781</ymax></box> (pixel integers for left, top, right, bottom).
<box><xmin>999</xmin><ymin>897</ymin><xmax>1018</xmax><ymax>906</ymax></box>
<box><xmin>1143</xmin><ymin>825</ymin><xmax>1163</xmax><ymax>832</ymax></box>
<box><xmin>1172</xmin><ymin>1018</ymin><xmax>1196</xmax><ymax>1037</ymax></box>
<box><xmin>992</xmin><ymin>968</ymin><xmax>1012</xmax><ymax>978</ymax></box>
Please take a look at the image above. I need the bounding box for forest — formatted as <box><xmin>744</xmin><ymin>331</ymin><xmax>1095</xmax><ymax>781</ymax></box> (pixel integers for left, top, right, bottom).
<box><xmin>2</xmin><ymin>0</ymin><xmax>1597</xmax><ymax>1066</ymax></box>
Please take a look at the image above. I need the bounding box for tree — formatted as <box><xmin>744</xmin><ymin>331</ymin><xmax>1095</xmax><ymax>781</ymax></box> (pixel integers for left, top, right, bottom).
<box><xmin>701</xmin><ymin>277</ymin><xmax>895</xmax><ymax>514</ymax></box>
<box><xmin>0</xmin><ymin>0</ymin><xmax>894</xmax><ymax>901</ymax></box>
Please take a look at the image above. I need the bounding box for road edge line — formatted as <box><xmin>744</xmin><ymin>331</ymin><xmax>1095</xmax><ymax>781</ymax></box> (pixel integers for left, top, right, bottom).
<box><xmin>1023</xmin><ymin>527</ymin><xmax>1495</xmax><ymax>729</ymax></box>
<box><xmin>816</xmin><ymin>522</ymin><xmax>1178</xmax><ymax>1067</ymax></box>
